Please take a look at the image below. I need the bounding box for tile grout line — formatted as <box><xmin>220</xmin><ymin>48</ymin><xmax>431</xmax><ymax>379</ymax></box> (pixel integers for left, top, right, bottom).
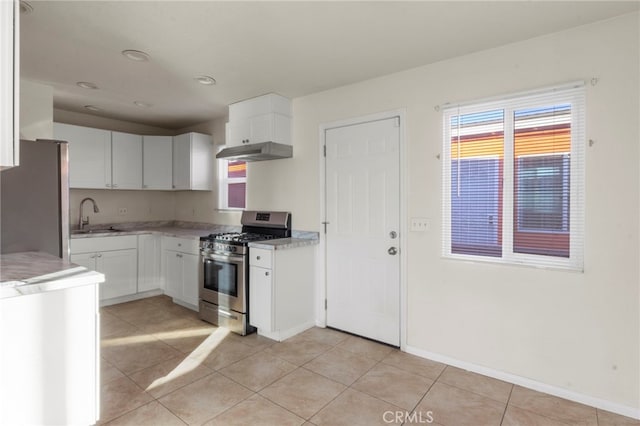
<box><xmin>498</xmin><ymin>383</ymin><xmax>515</xmax><ymax>425</ymax></box>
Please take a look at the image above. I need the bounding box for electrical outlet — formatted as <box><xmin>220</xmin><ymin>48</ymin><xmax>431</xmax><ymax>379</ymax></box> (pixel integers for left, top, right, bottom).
<box><xmin>118</xmin><ymin>207</ymin><xmax>127</xmax><ymax>216</ymax></box>
<box><xmin>410</xmin><ymin>217</ymin><xmax>430</xmax><ymax>232</ymax></box>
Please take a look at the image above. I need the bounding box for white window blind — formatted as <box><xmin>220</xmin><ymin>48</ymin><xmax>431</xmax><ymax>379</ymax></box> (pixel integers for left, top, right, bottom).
<box><xmin>442</xmin><ymin>83</ymin><xmax>585</xmax><ymax>270</ymax></box>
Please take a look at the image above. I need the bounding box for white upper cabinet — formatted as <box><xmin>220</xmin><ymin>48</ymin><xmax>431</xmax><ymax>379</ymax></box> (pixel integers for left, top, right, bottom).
<box><xmin>142</xmin><ymin>135</ymin><xmax>172</xmax><ymax>190</ymax></box>
<box><xmin>172</xmin><ymin>132</ymin><xmax>213</xmax><ymax>190</ymax></box>
<box><xmin>53</xmin><ymin>122</ymin><xmax>112</xmax><ymax>189</ymax></box>
<box><xmin>53</xmin><ymin>123</ymin><xmax>212</xmax><ymax>191</ymax></box>
<box><xmin>226</xmin><ymin>93</ymin><xmax>292</xmax><ymax>147</ymax></box>
<box><xmin>111</xmin><ymin>131</ymin><xmax>142</xmax><ymax>189</ymax></box>
<box><xmin>0</xmin><ymin>0</ymin><xmax>19</xmax><ymax>169</ymax></box>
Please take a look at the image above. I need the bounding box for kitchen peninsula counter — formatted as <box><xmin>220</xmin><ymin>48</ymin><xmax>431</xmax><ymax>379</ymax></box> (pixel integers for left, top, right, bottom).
<box><xmin>0</xmin><ymin>251</ymin><xmax>102</xmax><ymax>424</ymax></box>
<box><xmin>0</xmin><ymin>251</ymin><xmax>105</xmax><ymax>299</ymax></box>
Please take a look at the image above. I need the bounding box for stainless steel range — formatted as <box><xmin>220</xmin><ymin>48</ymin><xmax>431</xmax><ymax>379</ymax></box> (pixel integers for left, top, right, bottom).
<box><xmin>198</xmin><ymin>210</ymin><xmax>291</xmax><ymax>334</ymax></box>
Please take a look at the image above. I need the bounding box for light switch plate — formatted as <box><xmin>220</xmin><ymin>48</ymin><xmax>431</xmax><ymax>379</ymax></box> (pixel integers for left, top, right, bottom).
<box><xmin>410</xmin><ymin>217</ymin><xmax>430</xmax><ymax>232</ymax></box>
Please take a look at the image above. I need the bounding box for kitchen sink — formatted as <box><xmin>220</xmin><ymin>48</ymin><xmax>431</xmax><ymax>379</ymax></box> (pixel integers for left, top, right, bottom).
<box><xmin>71</xmin><ymin>227</ymin><xmax>124</xmax><ymax>235</ymax></box>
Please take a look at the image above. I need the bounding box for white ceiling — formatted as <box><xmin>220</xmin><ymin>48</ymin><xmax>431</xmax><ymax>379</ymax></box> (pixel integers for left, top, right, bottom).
<box><xmin>20</xmin><ymin>1</ymin><xmax>639</xmax><ymax>130</ymax></box>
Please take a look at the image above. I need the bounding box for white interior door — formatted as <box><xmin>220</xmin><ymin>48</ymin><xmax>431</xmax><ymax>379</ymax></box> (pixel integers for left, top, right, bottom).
<box><xmin>325</xmin><ymin>116</ymin><xmax>400</xmax><ymax>346</ymax></box>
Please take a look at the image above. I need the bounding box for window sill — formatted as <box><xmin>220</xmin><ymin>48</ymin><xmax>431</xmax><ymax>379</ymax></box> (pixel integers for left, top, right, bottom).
<box><xmin>442</xmin><ymin>253</ymin><xmax>584</xmax><ymax>273</ymax></box>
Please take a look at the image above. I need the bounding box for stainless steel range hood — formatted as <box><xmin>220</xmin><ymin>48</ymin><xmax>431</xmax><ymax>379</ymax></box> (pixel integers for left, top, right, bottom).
<box><xmin>216</xmin><ymin>142</ymin><xmax>292</xmax><ymax>162</ymax></box>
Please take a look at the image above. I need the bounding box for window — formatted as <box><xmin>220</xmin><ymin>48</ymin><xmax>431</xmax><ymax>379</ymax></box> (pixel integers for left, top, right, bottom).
<box><xmin>442</xmin><ymin>84</ymin><xmax>585</xmax><ymax>270</ymax></box>
<box><xmin>218</xmin><ymin>158</ymin><xmax>247</xmax><ymax>210</ymax></box>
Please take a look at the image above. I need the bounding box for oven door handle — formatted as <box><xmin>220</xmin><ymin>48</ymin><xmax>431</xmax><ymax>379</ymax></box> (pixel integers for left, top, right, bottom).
<box><xmin>201</xmin><ymin>251</ymin><xmax>245</xmax><ymax>263</ymax></box>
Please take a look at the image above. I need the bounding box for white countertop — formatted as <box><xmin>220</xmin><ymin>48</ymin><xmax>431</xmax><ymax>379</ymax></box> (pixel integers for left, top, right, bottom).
<box><xmin>0</xmin><ymin>252</ymin><xmax>105</xmax><ymax>299</ymax></box>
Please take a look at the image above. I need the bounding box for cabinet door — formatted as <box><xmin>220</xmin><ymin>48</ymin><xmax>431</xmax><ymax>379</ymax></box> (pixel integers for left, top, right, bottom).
<box><xmin>53</xmin><ymin>123</ymin><xmax>111</xmax><ymax>189</ymax></box>
<box><xmin>163</xmin><ymin>250</ymin><xmax>182</xmax><ymax>299</ymax></box>
<box><xmin>0</xmin><ymin>0</ymin><xmax>18</xmax><ymax>169</ymax></box>
<box><xmin>190</xmin><ymin>133</ymin><xmax>213</xmax><ymax>190</ymax></box>
<box><xmin>112</xmin><ymin>131</ymin><xmax>142</xmax><ymax>189</ymax></box>
<box><xmin>249</xmin><ymin>114</ymin><xmax>274</xmax><ymax>144</ymax></box>
<box><xmin>249</xmin><ymin>265</ymin><xmax>272</xmax><ymax>331</ymax></box>
<box><xmin>138</xmin><ymin>234</ymin><xmax>161</xmax><ymax>292</ymax></box>
<box><xmin>181</xmin><ymin>252</ymin><xmax>200</xmax><ymax>306</ymax></box>
<box><xmin>173</xmin><ymin>133</ymin><xmax>213</xmax><ymax>190</ymax></box>
<box><xmin>172</xmin><ymin>133</ymin><xmax>191</xmax><ymax>190</ymax></box>
<box><xmin>142</xmin><ymin>136</ymin><xmax>173</xmax><ymax>190</ymax></box>
<box><xmin>226</xmin><ymin>121</ymin><xmax>251</xmax><ymax>147</ymax></box>
<box><xmin>97</xmin><ymin>249</ymin><xmax>137</xmax><ymax>300</ymax></box>
<box><xmin>70</xmin><ymin>252</ymin><xmax>97</xmax><ymax>271</ymax></box>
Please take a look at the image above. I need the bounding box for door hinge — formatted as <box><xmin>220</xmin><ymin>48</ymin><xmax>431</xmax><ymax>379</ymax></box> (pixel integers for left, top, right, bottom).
<box><xmin>321</xmin><ymin>221</ymin><xmax>329</xmax><ymax>234</ymax></box>
<box><xmin>324</xmin><ymin>299</ymin><xmax>327</xmax><ymax>310</ymax></box>
<box><xmin>394</xmin><ymin>116</ymin><xmax>400</xmax><ymax>127</ymax></box>
<box><xmin>323</xmin><ymin>145</ymin><xmax>326</xmax><ymax>157</ymax></box>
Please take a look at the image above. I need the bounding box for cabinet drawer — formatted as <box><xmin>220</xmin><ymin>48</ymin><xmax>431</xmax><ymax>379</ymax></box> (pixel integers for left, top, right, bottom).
<box><xmin>70</xmin><ymin>235</ymin><xmax>137</xmax><ymax>254</ymax></box>
<box><xmin>249</xmin><ymin>248</ymin><xmax>272</xmax><ymax>268</ymax></box>
<box><xmin>162</xmin><ymin>236</ymin><xmax>199</xmax><ymax>255</ymax></box>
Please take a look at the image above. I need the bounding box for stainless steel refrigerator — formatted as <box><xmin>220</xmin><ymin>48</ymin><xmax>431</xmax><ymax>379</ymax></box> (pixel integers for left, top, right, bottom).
<box><xmin>0</xmin><ymin>139</ymin><xmax>70</xmax><ymax>260</ymax></box>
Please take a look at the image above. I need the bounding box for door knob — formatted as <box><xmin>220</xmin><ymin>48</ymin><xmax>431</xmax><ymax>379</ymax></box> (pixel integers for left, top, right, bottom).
<box><xmin>388</xmin><ymin>247</ymin><xmax>398</xmax><ymax>255</ymax></box>
<box><xmin>389</xmin><ymin>231</ymin><xmax>397</xmax><ymax>239</ymax></box>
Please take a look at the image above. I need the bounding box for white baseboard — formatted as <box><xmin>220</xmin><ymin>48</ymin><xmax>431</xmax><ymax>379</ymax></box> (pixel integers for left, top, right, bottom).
<box><xmin>404</xmin><ymin>345</ymin><xmax>640</xmax><ymax>420</ymax></box>
<box><xmin>258</xmin><ymin>321</ymin><xmax>316</xmax><ymax>342</ymax></box>
<box><xmin>99</xmin><ymin>289</ymin><xmax>164</xmax><ymax>307</ymax></box>
<box><xmin>171</xmin><ymin>297</ymin><xmax>198</xmax><ymax>312</ymax></box>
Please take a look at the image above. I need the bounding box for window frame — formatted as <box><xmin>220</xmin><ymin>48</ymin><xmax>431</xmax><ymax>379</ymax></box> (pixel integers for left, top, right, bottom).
<box><xmin>217</xmin><ymin>156</ymin><xmax>247</xmax><ymax>211</ymax></box>
<box><xmin>442</xmin><ymin>84</ymin><xmax>585</xmax><ymax>271</ymax></box>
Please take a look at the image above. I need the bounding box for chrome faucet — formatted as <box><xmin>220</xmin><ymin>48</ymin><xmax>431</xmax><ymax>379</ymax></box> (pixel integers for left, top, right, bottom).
<box><xmin>78</xmin><ymin>197</ymin><xmax>100</xmax><ymax>230</ymax></box>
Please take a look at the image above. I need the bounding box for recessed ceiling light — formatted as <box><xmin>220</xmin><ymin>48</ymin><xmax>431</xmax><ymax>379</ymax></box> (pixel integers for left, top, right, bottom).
<box><xmin>122</xmin><ymin>49</ymin><xmax>150</xmax><ymax>62</ymax></box>
<box><xmin>77</xmin><ymin>81</ymin><xmax>98</xmax><ymax>90</ymax></box>
<box><xmin>133</xmin><ymin>101</ymin><xmax>152</xmax><ymax>108</ymax></box>
<box><xmin>84</xmin><ymin>105</ymin><xmax>101</xmax><ymax>112</ymax></box>
<box><xmin>20</xmin><ymin>1</ymin><xmax>33</xmax><ymax>14</ymax></box>
<box><xmin>194</xmin><ymin>75</ymin><xmax>216</xmax><ymax>85</ymax></box>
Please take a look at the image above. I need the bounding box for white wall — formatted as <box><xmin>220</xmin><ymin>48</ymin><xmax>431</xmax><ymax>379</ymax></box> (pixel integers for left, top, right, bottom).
<box><xmin>246</xmin><ymin>13</ymin><xmax>640</xmax><ymax>411</ymax></box>
<box><xmin>69</xmin><ymin>189</ymin><xmax>175</xmax><ymax>227</ymax></box>
<box><xmin>20</xmin><ymin>79</ymin><xmax>53</xmax><ymax>140</ymax></box>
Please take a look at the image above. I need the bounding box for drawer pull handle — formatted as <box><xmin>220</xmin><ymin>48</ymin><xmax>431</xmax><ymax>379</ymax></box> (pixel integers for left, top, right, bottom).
<box><xmin>256</xmin><ymin>256</ymin><xmax>261</xmax><ymax>260</ymax></box>
<box><xmin>265</xmin><ymin>271</ymin><xmax>269</xmax><ymax>276</ymax></box>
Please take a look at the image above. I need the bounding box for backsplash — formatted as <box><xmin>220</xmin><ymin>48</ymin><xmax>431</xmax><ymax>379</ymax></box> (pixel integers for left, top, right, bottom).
<box><xmin>69</xmin><ymin>189</ymin><xmax>175</xmax><ymax>226</ymax></box>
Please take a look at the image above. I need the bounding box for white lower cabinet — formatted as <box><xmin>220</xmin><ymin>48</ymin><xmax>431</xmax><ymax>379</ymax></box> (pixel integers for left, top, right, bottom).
<box><xmin>138</xmin><ymin>234</ymin><xmax>162</xmax><ymax>292</ymax></box>
<box><xmin>70</xmin><ymin>235</ymin><xmax>138</xmax><ymax>302</ymax></box>
<box><xmin>248</xmin><ymin>245</ymin><xmax>315</xmax><ymax>341</ymax></box>
<box><xmin>249</xmin><ymin>264</ymin><xmax>273</xmax><ymax>331</ymax></box>
<box><xmin>161</xmin><ymin>236</ymin><xmax>199</xmax><ymax>309</ymax></box>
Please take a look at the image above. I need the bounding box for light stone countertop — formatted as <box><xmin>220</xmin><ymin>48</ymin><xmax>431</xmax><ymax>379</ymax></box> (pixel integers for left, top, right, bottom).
<box><xmin>70</xmin><ymin>224</ymin><xmax>238</xmax><ymax>240</ymax></box>
<box><xmin>70</xmin><ymin>221</ymin><xmax>320</xmax><ymax>249</ymax></box>
<box><xmin>0</xmin><ymin>252</ymin><xmax>105</xmax><ymax>300</ymax></box>
<box><xmin>248</xmin><ymin>237</ymin><xmax>319</xmax><ymax>250</ymax></box>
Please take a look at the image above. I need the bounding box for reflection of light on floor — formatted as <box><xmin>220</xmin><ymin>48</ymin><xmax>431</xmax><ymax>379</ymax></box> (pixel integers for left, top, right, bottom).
<box><xmin>102</xmin><ymin>327</ymin><xmax>214</xmax><ymax>348</ymax></box>
<box><xmin>146</xmin><ymin>327</ymin><xmax>231</xmax><ymax>392</ymax></box>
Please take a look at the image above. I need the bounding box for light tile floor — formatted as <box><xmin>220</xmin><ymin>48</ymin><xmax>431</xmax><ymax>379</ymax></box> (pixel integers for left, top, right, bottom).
<box><xmin>100</xmin><ymin>296</ymin><xmax>639</xmax><ymax>426</ymax></box>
